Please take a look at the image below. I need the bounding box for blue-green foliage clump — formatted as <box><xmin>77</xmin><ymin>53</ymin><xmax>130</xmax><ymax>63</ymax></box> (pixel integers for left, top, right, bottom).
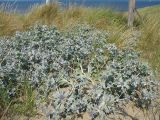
<box><xmin>0</xmin><ymin>25</ymin><xmax>158</xmax><ymax>119</ymax></box>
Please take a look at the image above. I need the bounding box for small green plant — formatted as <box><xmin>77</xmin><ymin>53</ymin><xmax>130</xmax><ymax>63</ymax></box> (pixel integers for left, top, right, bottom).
<box><xmin>13</xmin><ymin>80</ymin><xmax>35</xmax><ymax>116</ymax></box>
<box><xmin>0</xmin><ymin>79</ymin><xmax>35</xmax><ymax>119</ymax></box>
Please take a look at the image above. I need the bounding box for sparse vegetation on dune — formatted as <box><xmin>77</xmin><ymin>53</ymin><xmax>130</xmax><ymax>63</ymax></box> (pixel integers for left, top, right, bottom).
<box><xmin>0</xmin><ymin>24</ymin><xmax>159</xmax><ymax>120</ymax></box>
<box><xmin>0</xmin><ymin>3</ymin><xmax>160</xmax><ymax>120</ymax></box>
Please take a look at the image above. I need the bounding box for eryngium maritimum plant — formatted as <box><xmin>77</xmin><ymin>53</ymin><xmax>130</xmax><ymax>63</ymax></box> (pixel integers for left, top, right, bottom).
<box><xmin>0</xmin><ymin>24</ymin><xmax>158</xmax><ymax>119</ymax></box>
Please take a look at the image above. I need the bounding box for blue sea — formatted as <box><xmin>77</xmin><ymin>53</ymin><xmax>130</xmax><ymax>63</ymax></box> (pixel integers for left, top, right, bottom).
<box><xmin>0</xmin><ymin>0</ymin><xmax>160</xmax><ymax>13</ymax></box>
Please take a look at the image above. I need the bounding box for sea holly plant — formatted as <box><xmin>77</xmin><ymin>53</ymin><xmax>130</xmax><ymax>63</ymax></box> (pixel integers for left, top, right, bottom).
<box><xmin>0</xmin><ymin>24</ymin><xmax>158</xmax><ymax>119</ymax></box>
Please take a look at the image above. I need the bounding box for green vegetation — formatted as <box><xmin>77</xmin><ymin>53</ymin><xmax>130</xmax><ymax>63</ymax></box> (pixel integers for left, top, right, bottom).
<box><xmin>137</xmin><ymin>5</ymin><xmax>160</xmax><ymax>76</ymax></box>
<box><xmin>0</xmin><ymin>3</ymin><xmax>160</xmax><ymax>120</ymax></box>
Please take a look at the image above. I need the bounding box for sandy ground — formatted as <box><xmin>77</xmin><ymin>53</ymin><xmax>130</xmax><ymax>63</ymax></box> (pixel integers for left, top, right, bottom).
<box><xmin>7</xmin><ymin>102</ymin><xmax>159</xmax><ymax>120</ymax></box>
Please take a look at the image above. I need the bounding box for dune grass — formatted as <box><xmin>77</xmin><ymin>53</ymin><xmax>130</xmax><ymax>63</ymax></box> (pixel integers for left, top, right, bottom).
<box><xmin>0</xmin><ymin>11</ymin><xmax>23</xmax><ymax>36</ymax></box>
<box><xmin>24</xmin><ymin>4</ymin><xmax>59</xmax><ymax>27</ymax></box>
<box><xmin>0</xmin><ymin>4</ymin><xmax>126</xmax><ymax>35</ymax></box>
<box><xmin>136</xmin><ymin>5</ymin><xmax>160</xmax><ymax>76</ymax></box>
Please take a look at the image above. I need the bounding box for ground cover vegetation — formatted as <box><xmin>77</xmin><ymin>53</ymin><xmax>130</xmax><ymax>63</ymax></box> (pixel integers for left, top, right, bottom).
<box><xmin>0</xmin><ymin>3</ymin><xmax>160</xmax><ymax>120</ymax></box>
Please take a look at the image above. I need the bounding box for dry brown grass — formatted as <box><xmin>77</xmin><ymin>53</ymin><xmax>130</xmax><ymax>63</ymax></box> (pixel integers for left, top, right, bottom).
<box><xmin>0</xmin><ymin>4</ymin><xmax>126</xmax><ymax>36</ymax></box>
<box><xmin>0</xmin><ymin>11</ymin><xmax>23</xmax><ymax>36</ymax></box>
<box><xmin>24</xmin><ymin>4</ymin><xmax>59</xmax><ymax>27</ymax></box>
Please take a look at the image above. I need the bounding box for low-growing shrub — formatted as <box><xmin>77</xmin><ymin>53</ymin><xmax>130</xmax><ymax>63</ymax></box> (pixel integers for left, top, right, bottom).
<box><xmin>0</xmin><ymin>24</ymin><xmax>158</xmax><ymax>119</ymax></box>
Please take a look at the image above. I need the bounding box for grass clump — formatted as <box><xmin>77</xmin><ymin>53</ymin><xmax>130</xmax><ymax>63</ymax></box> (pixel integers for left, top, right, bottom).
<box><xmin>24</xmin><ymin>4</ymin><xmax>59</xmax><ymax>27</ymax></box>
<box><xmin>0</xmin><ymin>11</ymin><xmax>23</xmax><ymax>36</ymax></box>
<box><xmin>0</xmin><ymin>4</ymin><xmax>126</xmax><ymax>36</ymax></box>
<box><xmin>137</xmin><ymin>5</ymin><xmax>160</xmax><ymax>76</ymax></box>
